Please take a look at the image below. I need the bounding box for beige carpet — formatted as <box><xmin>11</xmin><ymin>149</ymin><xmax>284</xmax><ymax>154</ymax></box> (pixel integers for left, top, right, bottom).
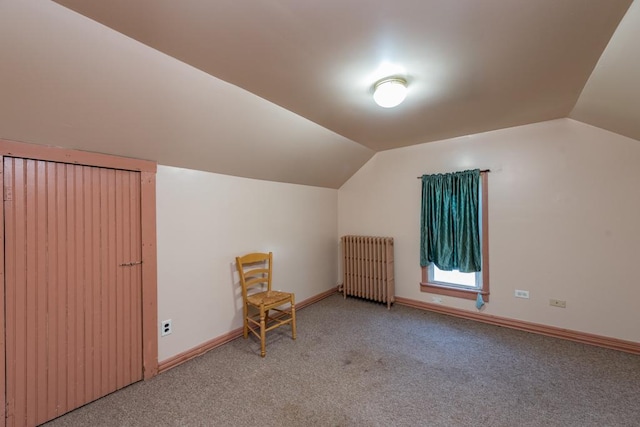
<box><xmin>44</xmin><ymin>294</ymin><xmax>640</xmax><ymax>426</ymax></box>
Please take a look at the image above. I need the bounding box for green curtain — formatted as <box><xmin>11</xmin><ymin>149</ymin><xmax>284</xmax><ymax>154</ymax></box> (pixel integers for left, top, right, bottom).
<box><xmin>420</xmin><ymin>169</ymin><xmax>481</xmax><ymax>272</ymax></box>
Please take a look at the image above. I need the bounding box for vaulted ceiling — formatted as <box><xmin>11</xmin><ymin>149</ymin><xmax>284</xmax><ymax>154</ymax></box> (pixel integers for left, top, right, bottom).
<box><xmin>1</xmin><ymin>1</ymin><xmax>638</xmax><ymax>188</ymax></box>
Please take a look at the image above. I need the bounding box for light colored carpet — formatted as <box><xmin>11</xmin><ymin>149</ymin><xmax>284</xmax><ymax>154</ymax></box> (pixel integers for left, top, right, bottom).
<box><xmin>44</xmin><ymin>294</ymin><xmax>640</xmax><ymax>426</ymax></box>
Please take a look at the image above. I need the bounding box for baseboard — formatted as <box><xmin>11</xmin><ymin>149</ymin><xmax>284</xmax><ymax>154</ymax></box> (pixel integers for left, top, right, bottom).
<box><xmin>158</xmin><ymin>286</ymin><xmax>339</xmax><ymax>373</ymax></box>
<box><xmin>395</xmin><ymin>296</ymin><xmax>640</xmax><ymax>355</ymax></box>
<box><xmin>296</xmin><ymin>286</ymin><xmax>339</xmax><ymax>310</ymax></box>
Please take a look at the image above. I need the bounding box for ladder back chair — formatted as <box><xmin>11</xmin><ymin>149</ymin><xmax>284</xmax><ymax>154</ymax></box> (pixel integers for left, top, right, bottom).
<box><xmin>235</xmin><ymin>252</ymin><xmax>296</xmax><ymax>357</ymax></box>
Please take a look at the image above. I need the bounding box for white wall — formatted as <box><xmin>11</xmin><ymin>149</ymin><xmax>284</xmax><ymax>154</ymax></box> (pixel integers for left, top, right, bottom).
<box><xmin>157</xmin><ymin>166</ymin><xmax>338</xmax><ymax>361</ymax></box>
<box><xmin>339</xmin><ymin>119</ymin><xmax>640</xmax><ymax>342</ymax></box>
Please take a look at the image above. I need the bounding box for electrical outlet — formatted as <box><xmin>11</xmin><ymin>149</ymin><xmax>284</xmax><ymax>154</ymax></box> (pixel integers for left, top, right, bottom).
<box><xmin>549</xmin><ymin>299</ymin><xmax>566</xmax><ymax>308</ymax></box>
<box><xmin>514</xmin><ymin>290</ymin><xmax>530</xmax><ymax>299</ymax></box>
<box><xmin>432</xmin><ymin>296</ymin><xmax>443</xmax><ymax>304</ymax></box>
<box><xmin>161</xmin><ymin>319</ymin><xmax>172</xmax><ymax>336</ymax></box>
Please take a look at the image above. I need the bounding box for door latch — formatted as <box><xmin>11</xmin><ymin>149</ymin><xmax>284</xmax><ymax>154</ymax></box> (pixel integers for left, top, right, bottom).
<box><xmin>119</xmin><ymin>261</ymin><xmax>143</xmax><ymax>267</ymax></box>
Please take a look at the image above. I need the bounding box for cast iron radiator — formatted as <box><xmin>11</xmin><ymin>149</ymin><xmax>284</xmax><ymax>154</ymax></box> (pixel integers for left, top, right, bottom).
<box><xmin>341</xmin><ymin>235</ymin><xmax>395</xmax><ymax>309</ymax></box>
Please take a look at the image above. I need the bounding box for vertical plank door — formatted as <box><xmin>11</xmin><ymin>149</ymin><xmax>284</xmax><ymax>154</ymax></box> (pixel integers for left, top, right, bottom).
<box><xmin>4</xmin><ymin>158</ymin><xmax>143</xmax><ymax>427</ymax></box>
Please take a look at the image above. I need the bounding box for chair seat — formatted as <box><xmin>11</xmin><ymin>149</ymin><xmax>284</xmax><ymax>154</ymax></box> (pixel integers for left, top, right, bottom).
<box><xmin>247</xmin><ymin>290</ymin><xmax>293</xmax><ymax>307</ymax></box>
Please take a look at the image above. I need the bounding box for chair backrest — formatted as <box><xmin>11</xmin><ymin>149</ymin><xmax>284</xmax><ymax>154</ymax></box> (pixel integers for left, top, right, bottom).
<box><xmin>236</xmin><ymin>252</ymin><xmax>273</xmax><ymax>300</ymax></box>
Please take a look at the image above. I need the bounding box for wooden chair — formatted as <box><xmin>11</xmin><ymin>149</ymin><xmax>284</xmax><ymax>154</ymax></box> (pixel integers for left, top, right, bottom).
<box><xmin>235</xmin><ymin>252</ymin><xmax>296</xmax><ymax>357</ymax></box>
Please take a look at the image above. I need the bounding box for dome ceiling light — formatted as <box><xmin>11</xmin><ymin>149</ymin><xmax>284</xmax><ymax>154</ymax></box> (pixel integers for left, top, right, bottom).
<box><xmin>373</xmin><ymin>77</ymin><xmax>408</xmax><ymax>108</ymax></box>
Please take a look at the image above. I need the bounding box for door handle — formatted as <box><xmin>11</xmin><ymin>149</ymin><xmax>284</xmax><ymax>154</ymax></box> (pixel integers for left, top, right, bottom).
<box><xmin>119</xmin><ymin>261</ymin><xmax>143</xmax><ymax>267</ymax></box>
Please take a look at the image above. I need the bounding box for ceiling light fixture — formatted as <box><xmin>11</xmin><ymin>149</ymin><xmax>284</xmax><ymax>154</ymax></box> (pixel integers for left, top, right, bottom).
<box><xmin>373</xmin><ymin>77</ymin><xmax>408</xmax><ymax>108</ymax></box>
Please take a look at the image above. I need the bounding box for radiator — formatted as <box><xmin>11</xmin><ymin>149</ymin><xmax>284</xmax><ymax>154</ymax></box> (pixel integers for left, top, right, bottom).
<box><xmin>341</xmin><ymin>235</ymin><xmax>395</xmax><ymax>309</ymax></box>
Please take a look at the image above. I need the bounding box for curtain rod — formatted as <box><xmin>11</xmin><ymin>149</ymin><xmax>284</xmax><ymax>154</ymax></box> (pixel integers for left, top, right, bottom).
<box><xmin>416</xmin><ymin>169</ymin><xmax>490</xmax><ymax>179</ymax></box>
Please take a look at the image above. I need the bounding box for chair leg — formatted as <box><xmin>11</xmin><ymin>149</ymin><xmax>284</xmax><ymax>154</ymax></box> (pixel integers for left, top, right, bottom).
<box><xmin>260</xmin><ymin>306</ymin><xmax>266</xmax><ymax>357</ymax></box>
<box><xmin>243</xmin><ymin>304</ymin><xmax>249</xmax><ymax>339</ymax></box>
<box><xmin>291</xmin><ymin>298</ymin><xmax>297</xmax><ymax>340</ymax></box>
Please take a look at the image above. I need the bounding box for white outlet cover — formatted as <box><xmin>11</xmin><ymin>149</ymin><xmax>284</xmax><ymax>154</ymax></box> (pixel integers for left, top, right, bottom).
<box><xmin>161</xmin><ymin>319</ymin><xmax>172</xmax><ymax>337</ymax></box>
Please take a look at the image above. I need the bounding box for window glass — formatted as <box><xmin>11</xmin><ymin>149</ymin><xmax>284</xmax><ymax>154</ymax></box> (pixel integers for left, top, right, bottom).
<box><xmin>432</xmin><ymin>266</ymin><xmax>478</xmax><ymax>288</ymax></box>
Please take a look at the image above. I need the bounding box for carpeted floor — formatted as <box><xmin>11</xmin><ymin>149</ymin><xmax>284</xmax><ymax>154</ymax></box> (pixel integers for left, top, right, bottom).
<box><xmin>44</xmin><ymin>294</ymin><xmax>640</xmax><ymax>427</ymax></box>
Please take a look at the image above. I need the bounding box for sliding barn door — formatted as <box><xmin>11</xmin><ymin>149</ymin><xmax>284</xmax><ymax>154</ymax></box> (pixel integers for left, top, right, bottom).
<box><xmin>3</xmin><ymin>157</ymin><xmax>143</xmax><ymax>426</ymax></box>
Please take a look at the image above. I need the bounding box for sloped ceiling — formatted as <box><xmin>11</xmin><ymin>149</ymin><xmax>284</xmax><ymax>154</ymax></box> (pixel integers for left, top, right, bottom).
<box><xmin>52</xmin><ymin>0</ymin><xmax>633</xmax><ymax>152</ymax></box>
<box><xmin>1</xmin><ymin>1</ymin><xmax>637</xmax><ymax>188</ymax></box>
<box><xmin>570</xmin><ymin>0</ymin><xmax>640</xmax><ymax>142</ymax></box>
<box><xmin>0</xmin><ymin>0</ymin><xmax>373</xmax><ymax>188</ymax></box>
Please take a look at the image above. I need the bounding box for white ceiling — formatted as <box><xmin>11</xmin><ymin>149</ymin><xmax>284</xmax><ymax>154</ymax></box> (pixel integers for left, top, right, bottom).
<box><xmin>52</xmin><ymin>0</ymin><xmax>634</xmax><ymax>151</ymax></box>
<box><xmin>1</xmin><ymin>1</ymin><xmax>638</xmax><ymax>188</ymax></box>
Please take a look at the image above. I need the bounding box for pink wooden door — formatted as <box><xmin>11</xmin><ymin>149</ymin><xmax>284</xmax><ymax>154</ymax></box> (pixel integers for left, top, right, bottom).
<box><xmin>3</xmin><ymin>157</ymin><xmax>143</xmax><ymax>427</ymax></box>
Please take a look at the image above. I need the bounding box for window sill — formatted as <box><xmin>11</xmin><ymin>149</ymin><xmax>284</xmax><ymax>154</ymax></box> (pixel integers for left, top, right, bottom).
<box><xmin>420</xmin><ymin>282</ymin><xmax>490</xmax><ymax>302</ymax></box>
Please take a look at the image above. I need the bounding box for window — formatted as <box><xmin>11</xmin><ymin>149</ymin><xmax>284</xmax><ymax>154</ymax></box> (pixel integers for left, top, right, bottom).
<box><xmin>420</xmin><ymin>170</ymin><xmax>489</xmax><ymax>301</ymax></box>
<box><xmin>430</xmin><ymin>265</ymin><xmax>478</xmax><ymax>288</ymax></box>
